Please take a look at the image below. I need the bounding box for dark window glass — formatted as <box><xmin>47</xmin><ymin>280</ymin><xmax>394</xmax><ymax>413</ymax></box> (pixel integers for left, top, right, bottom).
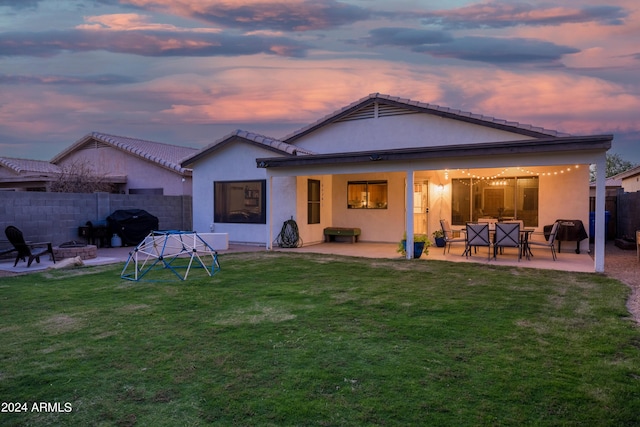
<box><xmin>308</xmin><ymin>179</ymin><xmax>320</xmax><ymax>224</ymax></box>
<box><xmin>214</xmin><ymin>180</ymin><xmax>266</xmax><ymax>224</ymax></box>
<box><xmin>451</xmin><ymin>177</ymin><xmax>538</xmax><ymax>227</ymax></box>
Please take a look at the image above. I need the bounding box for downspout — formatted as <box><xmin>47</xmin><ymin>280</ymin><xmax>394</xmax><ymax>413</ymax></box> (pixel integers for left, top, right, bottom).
<box><xmin>594</xmin><ymin>155</ymin><xmax>606</xmax><ymax>272</ymax></box>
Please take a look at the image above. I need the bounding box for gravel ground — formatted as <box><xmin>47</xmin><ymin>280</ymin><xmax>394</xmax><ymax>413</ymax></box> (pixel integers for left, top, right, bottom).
<box><xmin>602</xmin><ymin>241</ymin><xmax>640</xmax><ymax>325</ymax></box>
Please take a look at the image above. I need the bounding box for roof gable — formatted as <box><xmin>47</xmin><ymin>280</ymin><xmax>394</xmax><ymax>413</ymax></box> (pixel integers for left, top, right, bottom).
<box><xmin>51</xmin><ymin>132</ymin><xmax>197</xmax><ymax>174</ymax></box>
<box><xmin>284</xmin><ymin>93</ymin><xmax>570</xmax><ymax>144</ymax></box>
<box><xmin>181</xmin><ymin>129</ymin><xmax>315</xmax><ymax>167</ymax></box>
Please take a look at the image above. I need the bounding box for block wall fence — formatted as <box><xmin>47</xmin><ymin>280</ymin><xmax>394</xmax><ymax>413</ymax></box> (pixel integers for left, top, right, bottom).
<box><xmin>0</xmin><ymin>192</ymin><xmax>192</xmax><ymax>246</ymax></box>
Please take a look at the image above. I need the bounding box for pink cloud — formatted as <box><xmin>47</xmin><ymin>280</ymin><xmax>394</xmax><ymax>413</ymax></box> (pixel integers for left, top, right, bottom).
<box><xmin>77</xmin><ymin>14</ymin><xmax>222</xmax><ymax>33</ymax></box>
<box><xmin>440</xmin><ymin>68</ymin><xmax>640</xmax><ymax>134</ymax></box>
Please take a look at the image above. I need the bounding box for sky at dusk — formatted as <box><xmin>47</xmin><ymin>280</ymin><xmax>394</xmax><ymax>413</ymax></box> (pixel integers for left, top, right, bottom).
<box><xmin>1</xmin><ymin>0</ymin><xmax>639</xmax><ymax>164</ymax></box>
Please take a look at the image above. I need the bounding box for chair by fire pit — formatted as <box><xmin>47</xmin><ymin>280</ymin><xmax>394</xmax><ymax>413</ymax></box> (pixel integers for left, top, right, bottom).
<box><xmin>4</xmin><ymin>226</ymin><xmax>56</xmax><ymax>267</ymax></box>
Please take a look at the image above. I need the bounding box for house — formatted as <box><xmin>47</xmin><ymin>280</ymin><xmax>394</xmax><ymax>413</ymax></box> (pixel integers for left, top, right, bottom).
<box><xmin>181</xmin><ymin>93</ymin><xmax>612</xmax><ymax>272</ymax></box>
<box><xmin>50</xmin><ymin>132</ymin><xmax>197</xmax><ymax>196</ymax></box>
<box><xmin>613</xmin><ymin>165</ymin><xmax>640</xmax><ymax>193</ymax></box>
<box><xmin>0</xmin><ymin>157</ymin><xmax>61</xmax><ymax>191</ymax></box>
<box><xmin>1</xmin><ymin>132</ymin><xmax>197</xmax><ymax>195</ymax></box>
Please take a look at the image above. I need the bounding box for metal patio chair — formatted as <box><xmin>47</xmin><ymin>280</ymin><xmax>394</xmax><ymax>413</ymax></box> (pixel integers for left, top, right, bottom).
<box><xmin>494</xmin><ymin>222</ymin><xmax>521</xmax><ymax>261</ymax></box>
<box><xmin>465</xmin><ymin>222</ymin><xmax>491</xmax><ymax>261</ymax></box>
<box><xmin>440</xmin><ymin>219</ymin><xmax>466</xmax><ymax>255</ymax></box>
<box><xmin>528</xmin><ymin>221</ymin><xmax>559</xmax><ymax>261</ymax></box>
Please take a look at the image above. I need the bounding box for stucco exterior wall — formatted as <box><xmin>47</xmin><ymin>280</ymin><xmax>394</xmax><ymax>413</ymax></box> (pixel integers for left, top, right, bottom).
<box><xmin>271</xmin><ymin>175</ymin><xmax>298</xmax><ymax>244</ymax></box>
<box><xmin>622</xmin><ymin>175</ymin><xmax>640</xmax><ymax>193</ymax></box>
<box><xmin>292</xmin><ymin>114</ymin><xmax>533</xmax><ymax>154</ymax></box>
<box><xmin>328</xmin><ymin>172</ymin><xmax>406</xmax><ymax>243</ymax></box>
<box><xmin>294</xmin><ymin>175</ymin><xmax>333</xmax><ymax>245</ymax></box>
<box><xmin>58</xmin><ymin>146</ymin><xmax>191</xmax><ymax>196</ymax></box>
<box><xmin>539</xmin><ymin>166</ymin><xmax>591</xmax><ymax>252</ymax></box>
<box><xmin>190</xmin><ymin>142</ymin><xmax>294</xmax><ymax>245</ymax></box>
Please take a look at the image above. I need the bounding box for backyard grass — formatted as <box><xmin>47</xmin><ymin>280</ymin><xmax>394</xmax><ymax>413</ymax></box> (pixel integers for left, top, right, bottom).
<box><xmin>1</xmin><ymin>252</ymin><xmax>639</xmax><ymax>426</ymax></box>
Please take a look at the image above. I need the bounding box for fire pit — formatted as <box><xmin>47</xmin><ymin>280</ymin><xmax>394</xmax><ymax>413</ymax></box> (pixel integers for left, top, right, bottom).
<box><xmin>53</xmin><ymin>241</ymin><xmax>97</xmax><ymax>260</ymax></box>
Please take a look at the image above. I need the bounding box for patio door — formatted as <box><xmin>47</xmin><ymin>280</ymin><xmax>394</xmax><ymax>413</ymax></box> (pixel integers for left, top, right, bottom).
<box><xmin>413</xmin><ymin>180</ymin><xmax>429</xmax><ymax>235</ymax></box>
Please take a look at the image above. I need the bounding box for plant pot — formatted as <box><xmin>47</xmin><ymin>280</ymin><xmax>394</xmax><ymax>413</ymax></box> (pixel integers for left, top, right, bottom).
<box><xmin>435</xmin><ymin>237</ymin><xmax>446</xmax><ymax>247</ymax></box>
<box><xmin>402</xmin><ymin>240</ymin><xmax>426</xmax><ymax>258</ymax></box>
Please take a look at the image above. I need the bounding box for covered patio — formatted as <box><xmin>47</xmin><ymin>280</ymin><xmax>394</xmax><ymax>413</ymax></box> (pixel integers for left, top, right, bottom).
<box><xmin>261</xmin><ymin>135</ymin><xmax>611</xmax><ymax>273</ymax></box>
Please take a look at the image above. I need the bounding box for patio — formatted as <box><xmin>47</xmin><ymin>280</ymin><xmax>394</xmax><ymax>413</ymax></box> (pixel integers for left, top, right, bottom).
<box><xmin>276</xmin><ymin>241</ymin><xmax>595</xmax><ymax>273</ymax></box>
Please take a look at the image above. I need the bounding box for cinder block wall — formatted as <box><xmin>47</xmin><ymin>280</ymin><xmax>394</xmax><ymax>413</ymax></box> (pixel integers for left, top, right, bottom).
<box><xmin>0</xmin><ymin>192</ymin><xmax>192</xmax><ymax>246</ymax></box>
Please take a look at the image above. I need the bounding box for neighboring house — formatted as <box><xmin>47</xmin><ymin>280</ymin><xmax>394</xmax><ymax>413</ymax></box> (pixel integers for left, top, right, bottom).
<box><xmin>0</xmin><ymin>157</ymin><xmax>61</xmax><ymax>191</ymax></box>
<box><xmin>613</xmin><ymin>165</ymin><xmax>640</xmax><ymax>193</ymax></box>
<box><xmin>182</xmin><ymin>93</ymin><xmax>612</xmax><ymax>272</ymax></box>
<box><xmin>1</xmin><ymin>132</ymin><xmax>197</xmax><ymax>195</ymax></box>
<box><xmin>50</xmin><ymin>132</ymin><xmax>197</xmax><ymax>196</ymax></box>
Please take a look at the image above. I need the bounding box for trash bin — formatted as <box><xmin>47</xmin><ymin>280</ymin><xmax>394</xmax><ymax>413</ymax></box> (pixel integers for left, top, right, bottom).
<box><xmin>589</xmin><ymin>211</ymin><xmax>610</xmax><ymax>242</ymax></box>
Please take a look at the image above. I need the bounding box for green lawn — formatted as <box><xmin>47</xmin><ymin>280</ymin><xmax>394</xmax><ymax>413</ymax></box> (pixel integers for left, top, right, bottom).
<box><xmin>1</xmin><ymin>252</ymin><xmax>639</xmax><ymax>426</ymax></box>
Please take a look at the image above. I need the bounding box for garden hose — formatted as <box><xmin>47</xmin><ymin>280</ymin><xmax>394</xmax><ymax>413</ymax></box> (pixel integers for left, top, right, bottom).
<box><xmin>275</xmin><ymin>218</ymin><xmax>302</xmax><ymax>248</ymax></box>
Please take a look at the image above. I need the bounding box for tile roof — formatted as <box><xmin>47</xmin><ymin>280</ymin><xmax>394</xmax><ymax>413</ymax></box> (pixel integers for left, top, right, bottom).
<box><xmin>284</xmin><ymin>93</ymin><xmax>571</xmax><ymax>143</ymax></box>
<box><xmin>0</xmin><ymin>157</ymin><xmax>61</xmax><ymax>175</ymax></box>
<box><xmin>51</xmin><ymin>131</ymin><xmax>198</xmax><ymax>174</ymax></box>
<box><xmin>181</xmin><ymin>129</ymin><xmax>315</xmax><ymax>167</ymax></box>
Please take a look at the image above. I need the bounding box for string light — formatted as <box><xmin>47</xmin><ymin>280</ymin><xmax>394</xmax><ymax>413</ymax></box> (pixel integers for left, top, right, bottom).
<box><xmin>455</xmin><ymin>165</ymin><xmax>582</xmax><ymax>181</ymax></box>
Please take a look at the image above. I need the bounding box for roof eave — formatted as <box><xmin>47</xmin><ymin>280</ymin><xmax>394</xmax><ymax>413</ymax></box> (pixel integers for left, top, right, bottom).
<box><xmin>257</xmin><ymin>135</ymin><xmax>613</xmax><ymax>168</ymax></box>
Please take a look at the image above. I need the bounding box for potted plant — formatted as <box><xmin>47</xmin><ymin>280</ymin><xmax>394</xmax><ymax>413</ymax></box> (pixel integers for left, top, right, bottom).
<box><xmin>432</xmin><ymin>229</ymin><xmax>445</xmax><ymax>247</ymax></box>
<box><xmin>397</xmin><ymin>233</ymin><xmax>431</xmax><ymax>258</ymax></box>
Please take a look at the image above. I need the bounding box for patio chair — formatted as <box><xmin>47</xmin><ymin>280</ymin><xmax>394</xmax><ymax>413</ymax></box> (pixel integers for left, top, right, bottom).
<box><xmin>466</xmin><ymin>222</ymin><xmax>491</xmax><ymax>261</ymax></box>
<box><xmin>4</xmin><ymin>226</ymin><xmax>56</xmax><ymax>267</ymax></box>
<box><xmin>494</xmin><ymin>222</ymin><xmax>521</xmax><ymax>261</ymax></box>
<box><xmin>440</xmin><ymin>219</ymin><xmax>466</xmax><ymax>255</ymax></box>
<box><xmin>528</xmin><ymin>221</ymin><xmax>559</xmax><ymax>261</ymax></box>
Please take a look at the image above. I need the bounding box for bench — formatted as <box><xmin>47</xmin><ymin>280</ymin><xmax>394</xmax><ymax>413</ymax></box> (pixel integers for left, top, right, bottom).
<box><xmin>324</xmin><ymin>227</ymin><xmax>361</xmax><ymax>243</ymax></box>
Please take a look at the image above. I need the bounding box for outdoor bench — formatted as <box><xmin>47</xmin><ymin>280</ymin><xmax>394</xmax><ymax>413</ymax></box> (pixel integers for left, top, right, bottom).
<box><xmin>323</xmin><ymin>227</ymin><xmax>361</xmax><ymax>243</ymax></box>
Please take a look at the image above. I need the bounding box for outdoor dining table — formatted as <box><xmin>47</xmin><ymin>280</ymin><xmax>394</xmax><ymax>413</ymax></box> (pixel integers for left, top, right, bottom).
<box><xmin>519</xmin><ymin>228</ymin><xmax>535</xmax><ymax>260</ymax></box>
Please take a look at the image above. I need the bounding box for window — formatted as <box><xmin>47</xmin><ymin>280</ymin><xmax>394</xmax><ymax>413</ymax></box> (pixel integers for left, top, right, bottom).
<box><xmin>214</xmin><ymin>180</ymin><xmax>266</xmax><ymax>224</ymax></box>
<box><xmin>451</xmin><ymin>177</ymin><xmax>538</xmax><ymax>227</ymax></box>
<box><xmin>308</xmin><ymin>179</ymin><xmax>320</xmax><ymax>224</ymax></box>
<box><xmin>347</xmin><ymin>180</ymin><xmax>388</xmax><ymax>209</ymax></box>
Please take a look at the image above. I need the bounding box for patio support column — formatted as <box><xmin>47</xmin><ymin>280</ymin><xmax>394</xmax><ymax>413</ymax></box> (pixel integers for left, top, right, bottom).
<box><xmin>266</xmin><ymin>174</ymin><xmax>273</xmax><ymax>250</ymax></box>
<box><xmin>594</xmin><ymin>155</ymin><xmax>606</xmax><ymax>272</ymax></box>
<box><xmin>406</xmin><ymin>170</ymin><xmax>415</xmax><ymax>259</ymax></box>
